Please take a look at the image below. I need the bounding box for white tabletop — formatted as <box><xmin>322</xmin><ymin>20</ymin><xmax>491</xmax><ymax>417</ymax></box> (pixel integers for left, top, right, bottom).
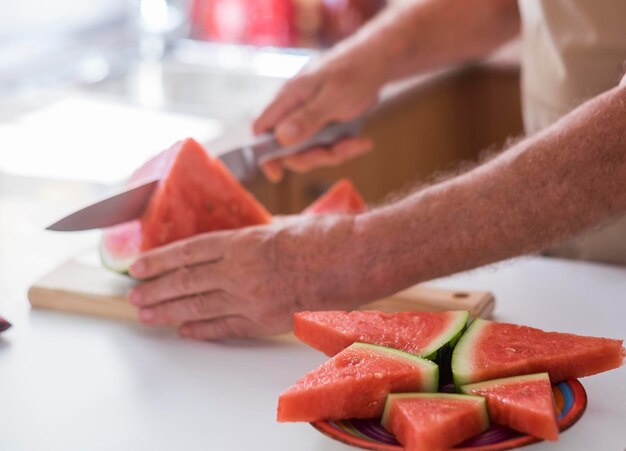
<box><xmin>1</xmin><ymin>179</ymin><xmax>625</xmax><ymax>451</ymax></box>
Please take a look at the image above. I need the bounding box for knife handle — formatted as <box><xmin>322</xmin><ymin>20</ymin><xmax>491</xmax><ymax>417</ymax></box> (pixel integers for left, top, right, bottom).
<box><xmin>253</xmin><ymin>118</ymin><xmax>365</xmax><ymax>164</ymax></box>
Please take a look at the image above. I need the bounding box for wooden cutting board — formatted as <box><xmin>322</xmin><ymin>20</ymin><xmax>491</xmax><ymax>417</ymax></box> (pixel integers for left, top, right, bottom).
<box><xmin>28</xmin><ymin>252</ymin><xmax>495</xmax><ymax>321</ymax></box>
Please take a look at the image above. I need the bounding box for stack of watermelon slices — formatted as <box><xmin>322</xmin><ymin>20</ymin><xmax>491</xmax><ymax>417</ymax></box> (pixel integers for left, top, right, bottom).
<box><xmin>278</xmin><ymin>311</ymin><xmax>625</xmax><ymax>450</ymax></box>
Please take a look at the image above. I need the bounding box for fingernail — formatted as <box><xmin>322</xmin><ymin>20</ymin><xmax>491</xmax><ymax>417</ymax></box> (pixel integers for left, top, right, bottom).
<box><xmin>266</xmin><ymin>165</ymin><xmax>283</xmax><ymax>183</ymax></box>
<box><xmin>128</xmin><ymin>289</ymin><xmax>142</xmax><ymax>305</ymax></box>
<box><xmin>139</xmin><ymin>309</ymin><xmax>155</xmax><ymax>323</ymax></box>
<box><xmin>130</xmin><ymin>260</ymin><xmax>146</xmax><ymax>277</ymax></box>
<box><xmin>276</xmin><ymin>122</ymin><xmax>300</xmax><ymax>144</ymax></box>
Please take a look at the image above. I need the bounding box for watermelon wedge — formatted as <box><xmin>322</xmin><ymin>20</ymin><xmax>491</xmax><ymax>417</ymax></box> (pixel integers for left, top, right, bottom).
<box><xmin>303</xmin><ymin>179</ymin><xmax>366</xmax><ymax>214</ymax></box>
<box><xmin>452</xmin><ymin>318</ymin><xmax>625</xmax><ymax>386</ymax></box>
<box><xmin>100</xmin><ymin>139</ymin><xmax>271</xmax><ymax>272</ymax></box>
<box><xmin>277</xmin><ymin>342</ymin><xmax>438</xmax><ymax>422</ymax></box>
<box><xmin>294</xmin><ymin>310</ymin><xmax>469</xmax><ymax>360</ymax></box>
<box><xmin>381</xmin><ymin>393</ymin><xmax>489</xmax><ymax>451</ymax></box>
<box><xmin>460</xmin><ymin>372</ymin><xmax>559</xmax><ymax>441</ymax></box>
<box><xmin>100</xmin><ymin>141</ymin><xmax>367</xmax><ymax>273</ymax></box>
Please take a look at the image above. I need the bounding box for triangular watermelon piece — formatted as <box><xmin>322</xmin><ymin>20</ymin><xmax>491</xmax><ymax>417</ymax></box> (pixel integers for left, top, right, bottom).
<box><xmin>381</xmin><ymin>393</ymin><xmax>489</xmax><ymax>451</ymax></box>
<box><xmin>100</xmin><ymin>138</ymin><xmax>271</xmax><ymax>272</ymax></box>
<box><xmin>452</xmin><ymin>319</ymin><xmax>625</xmax><ymax>386</ymax></box>
<box><xmin>303</xmin><ymin>179</ymin><xmax>366</xmax><ymax>214</ymax></box>
<box><xmin>460</xmin><ymin>372</ymin><xmax>559</xmax><ymax>441</ymax></box>
<box><xmin>277</xmin><ymin>342</ymin><xmax>438</xmax><ymax>422</ymax></box>
<box><xmin>294</xmin><ymin>310</ymin><xmax>469</xmax><ymax>359</ymax></box>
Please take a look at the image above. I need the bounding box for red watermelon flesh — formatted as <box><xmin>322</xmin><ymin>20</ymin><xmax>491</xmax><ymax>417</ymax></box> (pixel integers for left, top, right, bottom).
<box><xmin>101</xmin><ymin>141</ymin><xmax>366</xmax><ymax>272</ymax></box>
<box><xmin>294</xmin><ymin>310</ymin><xmax>469</xmax><ymax>359</ymax></box>
<box><xmin>277</xmin><ymin>342</ymin><xmax>438</xmax><ymax>422</ymax></box>
<box><xmin>381</xmin><ymin>393</ymin><xmax>489</xmax><ymax>451</ymax></box>
<box><xmin>100</xmin><ymin>138</ymin><xmax>271</xmax><ymax>271</ymax></box>
<box><xmin>303</xmin><ymin>179</ymin><xmax>366</xmax><ymax>214</ymax></box>
<box><xmin>452</xmin><ymin>319</ymin><xmax>625</xmax><ymax>386</ymax></box>
<box><xmin>460</xmin><ymin>372</ymin><xmax>559</xmax><ymax>441</ymax></box>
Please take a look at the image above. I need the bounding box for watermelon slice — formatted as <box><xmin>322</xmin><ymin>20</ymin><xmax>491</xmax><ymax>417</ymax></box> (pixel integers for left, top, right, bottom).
<box><xmin>381</xmin><ymin>393</ymin><xmax>489</xmax><ymax>451</ymax></box>
<box><xmin>460</xmin><ymin>372</ymin><xmax>559</xmax><ymax>441</ymax></box>
<box><xmin>294</xmin><ymin>310</ymin><xmax>469</xmax><ymax>360</ymax></box>
<box><xmin>277</xmin><ymin>342</ymin><xmax>438</xmax><ymax>422</ymax></box>
<box><xmin>100</xmin><ymin>142</ymin><xmax>367</xmax><ymax>273</ymax></box>
<box><xmin>100</xmin><ymin>138</ymin><xmax>271</xmax><ymax>272</ymax></box>
<box><xmin>303</xmin><ymin>179</ymin><xmax>366</xmax><ymax>214</ymax></box>
<box><xmin>452</xmin><ymin>318</ymin><xmax>625</xmax><ymax>386</ymax></box>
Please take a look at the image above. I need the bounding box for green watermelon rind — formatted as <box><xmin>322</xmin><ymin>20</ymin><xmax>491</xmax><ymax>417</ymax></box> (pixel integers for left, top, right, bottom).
<box><xmin>422</xmin><ymin>310</ymin><xmax>470</xmax><ymax>361</ymax></box>
<box><xmin>458</xmin><ymin>372</ymin><xmax>558</xmax><ymax>442</ymax></box>
<box><xmin>381</xmin><ymin>392</ymin><xmax>489</xmax><ymax>431</ymax></box>
<box><xmin>99</xmin><ymin>240</ymin><xmax>134</xmax><ymax>275</ymax></box>
<box><xmin>451</xmin><ymin>318</ymin><xmax>490</xmax><ymax>387</ymax></box>
<box><xmin>458</xmin><ymin>372</ymin><xmax>551</xmax><ymax>395</ymax></box>
<box><xmin>351</xmin><ymin>342</ymin><xmax>439</xmax><ymax>393</ymax></box>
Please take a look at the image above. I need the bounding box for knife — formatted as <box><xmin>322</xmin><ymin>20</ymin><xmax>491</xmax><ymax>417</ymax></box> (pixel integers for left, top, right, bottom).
<box><xmin>46</xmin><ymin>119</ymin><xmax>364</xmax><ymax>231</ymax></box>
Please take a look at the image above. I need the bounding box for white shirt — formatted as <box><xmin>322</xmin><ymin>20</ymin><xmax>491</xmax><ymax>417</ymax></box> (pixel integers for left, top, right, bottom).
<box><xmin>518</xmin><ymin>0</ymin><xmax>626</xmax><ymax>264</ymax></box>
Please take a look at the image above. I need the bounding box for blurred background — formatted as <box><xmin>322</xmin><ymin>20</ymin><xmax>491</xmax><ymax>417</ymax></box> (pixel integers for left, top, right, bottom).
<box><xmin>1</xmin><ymin>0</ymin><xmax>387</xmax><ymax>103</ymax></box>
<box><xmin>0</xmin><ymin>0</ymin><xmax>388</xmax><ymax>185</ymax></box>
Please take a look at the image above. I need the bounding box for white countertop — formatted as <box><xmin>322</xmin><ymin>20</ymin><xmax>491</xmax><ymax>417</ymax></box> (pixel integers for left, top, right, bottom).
<box><xmin>1</xmin><ymin>213</ymin><xmax>625</xmax><ymax>451</ymax></box>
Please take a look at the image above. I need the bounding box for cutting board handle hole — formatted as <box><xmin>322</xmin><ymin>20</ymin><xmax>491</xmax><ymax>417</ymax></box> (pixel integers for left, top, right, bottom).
<box><xmin>453</xmin><ymin>292</ymin><xmax>469</xmax><ymax>298</ymax></box>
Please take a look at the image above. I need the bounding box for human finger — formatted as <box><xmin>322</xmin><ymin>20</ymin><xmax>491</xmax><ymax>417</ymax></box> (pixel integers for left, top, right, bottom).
<box><xmin>178</xmin><ymin>316</ymin><xmax>265</xmax><ymax>340</ymax></box>
<box><xmin>128</xmin><ymin>263</ymin><xmax>223</xmax><ymax>307</ymax></box>
<box><xmin>138</xmin><ymin>290</ymin><xmax>236</xmax><ymax>325</ymax></box>
<box><xmin>281</xmin><ymin>137</ymin><xmax>373</xmax><ymax>173</ymax></box>
<box><xmin>273</xmin><ymin>84</ymin><xmax>340</xmax><ymax>146</ymax></box>
<box><xmin>253</xmin><ymin>76</ymin><xmax>319</xmax><ymax>135</ymax></box>
<box><xmin>260</xmin><ymin>160</ymin><xmax>285</xmax><ymax>183</ymax></box>
<box><xmin>129</xmin><ymin>230</ymin><xmax>231</xmax><ymax>279</ymax></box>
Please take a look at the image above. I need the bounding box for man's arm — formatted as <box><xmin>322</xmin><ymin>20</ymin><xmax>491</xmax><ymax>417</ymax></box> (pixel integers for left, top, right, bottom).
<box><xmin>128</xmin><ymin>81</ymin><xmax>626</xmax><ymax>340</ymax></box>
<box><xmin>348</xmin><ymin>0</ymin><xmax>520</xmax><ymax>81</ymax></box>
<box><xmin>255</xmin><ymin>0</ymin><xmax>520</xmax><ymax>181</ymax></box>
<box><xmin>354</xmin><ymin>81</ymin><xmax>626</xmax><ymax>297</ymax></box>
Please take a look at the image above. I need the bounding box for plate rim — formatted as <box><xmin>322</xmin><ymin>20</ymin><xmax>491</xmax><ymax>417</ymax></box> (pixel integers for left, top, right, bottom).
<box><xmin>311</xmin><ymin>379</ymin><xmax>587</xmax><ymax>451</ymax></box>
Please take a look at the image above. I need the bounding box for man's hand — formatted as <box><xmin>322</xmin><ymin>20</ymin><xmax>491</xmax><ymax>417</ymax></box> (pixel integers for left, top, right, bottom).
<box><xmin>253</xmin><ymin>0</ymin><xmax>520</xmax><ymax>183</ymax></box>
<box><xmin>253</xmin><ymin>41</ymin><xmax>384</xmax><ymax>182</ymax></box>
<box><xmin>127</xmin><ymin>215</ymin><xmax>370</xmax><ymax>340</ymax></box>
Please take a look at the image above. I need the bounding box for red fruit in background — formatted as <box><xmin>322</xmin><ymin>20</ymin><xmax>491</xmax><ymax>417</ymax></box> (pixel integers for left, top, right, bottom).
<box><xmin>303</xmin><ymin>179</ymin><xmax>366</xmax><ymax>214</ymax></box>
<box><xmin>191</xmin><ymin>0</ymin><xmax>296</xmax><ymax>47</ymax></box>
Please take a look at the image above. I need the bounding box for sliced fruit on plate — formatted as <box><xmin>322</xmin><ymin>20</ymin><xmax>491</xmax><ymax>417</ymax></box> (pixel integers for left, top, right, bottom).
<box><xmin>452</xmin><ymin>318</ymin><xmax>625</xmax><ymax>386</ymax></box>
<box><xmin>277</xmin><ymin>342</ymin><xmax>438</xmax><ymax>422</ymax></box>
<box><xmin>303</xmin><ymin>178</ymin><xmax>366</xmax><ymax>214</ymax></box>
<box><xmin>100</xmin><ymin>138</ymin><xmax>271</xmax><ymax>272</ymax></box>
<box><xmin>381</xmin><ymin>393</ymin><xmax>489</xmax><ymax>451</ymax></box>
<box><xmin>460</xmin><ymin>372</ymin><xmax>559</xmax><ymax>441</ymax></box>
<box><xmin>294</xmin><ymin>310</ymin><xmax>469</xmax><ymax>359</ymax></box>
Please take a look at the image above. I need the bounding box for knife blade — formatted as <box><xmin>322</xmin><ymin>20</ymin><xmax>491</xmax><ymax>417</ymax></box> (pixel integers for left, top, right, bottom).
<box><xmin>46</xmin><ymin>119</ymin><xmax>363</xmax><ymax>231</ymax></box>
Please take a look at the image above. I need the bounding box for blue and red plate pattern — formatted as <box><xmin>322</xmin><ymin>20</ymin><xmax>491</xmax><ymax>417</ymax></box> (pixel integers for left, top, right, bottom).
<box><xmin>312</xmin><ymin>380</ymin><xmax>587</xmax><ymax>450</ymax></box>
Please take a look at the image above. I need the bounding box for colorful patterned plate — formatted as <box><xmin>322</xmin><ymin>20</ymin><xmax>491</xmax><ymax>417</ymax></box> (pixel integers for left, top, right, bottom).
<box><xmin>312</xmin><ymin>379</ymin><xmax>587</xmax><ymax>450</ymax></box>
